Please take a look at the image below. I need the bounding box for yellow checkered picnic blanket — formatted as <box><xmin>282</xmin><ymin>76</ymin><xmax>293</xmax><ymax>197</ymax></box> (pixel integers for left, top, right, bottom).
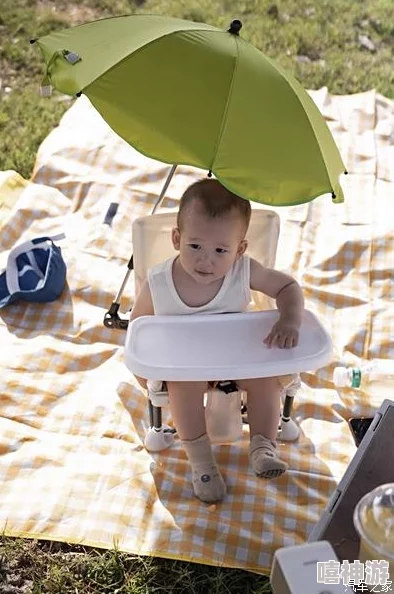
<box><xmin>0</xmin><ymin>88</ymin><xmax>393</xmax><ymax>575</ymax></box>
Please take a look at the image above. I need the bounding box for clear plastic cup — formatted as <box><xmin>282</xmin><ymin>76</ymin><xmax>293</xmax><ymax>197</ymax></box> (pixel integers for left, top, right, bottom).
<box><xmin>353</xmin><ymin>483</ymin><xmax>394</xmax><ymax>583</ymax></box>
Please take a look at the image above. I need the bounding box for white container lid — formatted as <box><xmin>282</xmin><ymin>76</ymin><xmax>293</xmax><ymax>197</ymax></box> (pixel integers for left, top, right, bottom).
<box><xmin>353</xmin><ymin>483</ymin><xmax>394</xmax><ymax>558</ymax></box>
<box><xmin>124</xmin><ymin>309</ymin><xmax>333</xmax><ymax>381</ymax></box>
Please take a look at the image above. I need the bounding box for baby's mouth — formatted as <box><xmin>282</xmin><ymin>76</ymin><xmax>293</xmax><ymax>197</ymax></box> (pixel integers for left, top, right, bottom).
<box><xmin>195</xmin><ymin>270</ymin><xmax>213</xmax><ymax>276</ymax></box>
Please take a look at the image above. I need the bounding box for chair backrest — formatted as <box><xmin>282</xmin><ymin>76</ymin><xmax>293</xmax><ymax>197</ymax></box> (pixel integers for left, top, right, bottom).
<box><xmin>132</xmin><ymin>208</ymin><xmax>280</xmax><ymax>311</ymax></box>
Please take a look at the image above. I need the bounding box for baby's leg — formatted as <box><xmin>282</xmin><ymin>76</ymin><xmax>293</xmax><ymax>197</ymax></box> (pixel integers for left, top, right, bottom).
<box><xmin>237</xmin><ymin>377</ymin><xmax>288</xmax><ymax>479</ymax></box>
<box><xmin>167</xmin><ymin>381</ymin><xmax>226</xmax><ymax>503</ymax></box>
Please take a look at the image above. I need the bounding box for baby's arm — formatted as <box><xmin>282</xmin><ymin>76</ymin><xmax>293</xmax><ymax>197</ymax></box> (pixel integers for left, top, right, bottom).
<box><xmin>250</xmin><ymin>258</ymin><xmax>304</xmax><ymax>348</ymax></box>
<box><xmin>129</xmin><ymin>279</ymin><xmax>154</xmax><ymax>388</ymax></box>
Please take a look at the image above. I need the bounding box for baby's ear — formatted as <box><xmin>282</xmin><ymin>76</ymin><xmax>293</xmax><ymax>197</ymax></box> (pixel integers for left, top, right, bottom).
<box><xmin>237</xmin><ymin>239</ymin><xmax>248</xmax><ymax>258</ymax></box>
<box><xmin>172</xmin><ymin>227</ymin><xmax>181</xmax><ymax>251</ymax></box>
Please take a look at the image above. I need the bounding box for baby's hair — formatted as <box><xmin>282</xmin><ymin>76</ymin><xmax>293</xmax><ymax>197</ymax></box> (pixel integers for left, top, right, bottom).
<box><xmin>177</xmin><ymin>178</ymin><xmax>251</xmax><ymax>231</ymax></box>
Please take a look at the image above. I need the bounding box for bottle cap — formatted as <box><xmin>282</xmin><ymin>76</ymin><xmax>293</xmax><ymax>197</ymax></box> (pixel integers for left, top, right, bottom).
<box><xmin>351</xmin><ymin>368</ymin><xmax>362</xmax><ymax>388</ymax></box>
<box><xmin>333</xmin><ymin>366</ymin><xmax>349</xmax><ymax>387</ymax></box>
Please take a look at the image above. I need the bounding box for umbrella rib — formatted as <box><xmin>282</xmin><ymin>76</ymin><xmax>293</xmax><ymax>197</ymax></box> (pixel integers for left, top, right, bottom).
<box><xmin>273</xmin><ymin>71</ymin><xmax>340</xmax><ymax>195</ymax></box>
<box><xmin>209</xmin><ymin>35</ymin><xmax>240</xmax><ymax>171</ymax></box>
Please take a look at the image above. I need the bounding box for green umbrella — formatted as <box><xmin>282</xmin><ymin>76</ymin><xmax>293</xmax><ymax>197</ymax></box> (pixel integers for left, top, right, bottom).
<box><xmin>33</xmin><ymin>14</ymin><xmax>346</xmax><ymax>206</ymax></box>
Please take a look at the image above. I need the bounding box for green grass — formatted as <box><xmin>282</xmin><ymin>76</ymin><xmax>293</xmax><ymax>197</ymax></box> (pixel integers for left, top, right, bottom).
<box><xmin>0</xmin><ymin>536</ymin><xmax>272</xmax><ymax>593</ymax></box>
<box><xmin>1</xmin><ymin>0</ymin><xmax>394</xmax><ymax>178</ymax></box>
<box><xmin>1</xmin><ymin>0</ymin><xmax>394</xmax><ymax>591</ymax></box>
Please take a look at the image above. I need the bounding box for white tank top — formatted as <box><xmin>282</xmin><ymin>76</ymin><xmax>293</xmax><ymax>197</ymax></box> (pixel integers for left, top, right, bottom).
<box><xmin>148</xmin><ymin>255</ymin><xmax>251</xmax><ymax>315</ymax></box>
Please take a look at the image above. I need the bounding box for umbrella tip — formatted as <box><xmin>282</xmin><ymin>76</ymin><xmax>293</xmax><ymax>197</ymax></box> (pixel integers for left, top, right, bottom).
<box><xmin>228</xmin><ymin>20</ymin><xmax>242</xmax><ymax>35</ymax></box>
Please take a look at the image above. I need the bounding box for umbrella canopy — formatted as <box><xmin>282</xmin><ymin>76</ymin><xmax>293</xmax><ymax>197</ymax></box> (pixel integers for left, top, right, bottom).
<box><xmin>34</xmin><ymin>14</ymin><xmax>346</xmax><ymax>206</ymax></box>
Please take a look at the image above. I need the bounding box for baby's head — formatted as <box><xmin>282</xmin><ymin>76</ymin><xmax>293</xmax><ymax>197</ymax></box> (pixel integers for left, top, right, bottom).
<box><xmin>172</xmin><ymin>178</ymin><xmax>251</xmax><ymax>284</ymax></box>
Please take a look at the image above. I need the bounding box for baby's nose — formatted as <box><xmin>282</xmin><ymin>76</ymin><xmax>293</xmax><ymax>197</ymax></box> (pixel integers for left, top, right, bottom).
<box><xmin>197</xmin><ymin>252</ymin><xmax>213</xmax><ymax>266</ymax></box>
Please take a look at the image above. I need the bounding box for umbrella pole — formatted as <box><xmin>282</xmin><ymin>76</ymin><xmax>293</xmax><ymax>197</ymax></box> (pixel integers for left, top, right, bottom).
<box><xmin>103</xmin><ymin>164</ymin><xmax>178</xmax><ymax>330</ymax></box>
<box><xmin>151</xmin><ymin>164</ymin><xmax>177</xmax><ymax>214</ymax></box>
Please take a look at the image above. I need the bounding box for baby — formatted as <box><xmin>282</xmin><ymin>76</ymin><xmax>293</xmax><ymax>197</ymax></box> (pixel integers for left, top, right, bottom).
<box><xmin>131</xmin><ymin>178</ymin><xmax>304</xmax><ymax>503</ymax></box>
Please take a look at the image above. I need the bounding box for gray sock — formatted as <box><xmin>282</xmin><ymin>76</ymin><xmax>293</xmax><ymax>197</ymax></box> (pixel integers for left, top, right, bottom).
<box><xmin>181</xmin><ymin>433</ymin><xmax>227</xmax><ymax>503</ymax></box>
<box><xmin>249</xmin><ymin>434</ymin><xmax>288</xmax><ymax>479</ymax></box>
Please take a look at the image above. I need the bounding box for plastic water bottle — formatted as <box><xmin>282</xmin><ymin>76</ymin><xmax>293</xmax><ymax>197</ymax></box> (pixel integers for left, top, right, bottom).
<box><xmin>333</xmin><ymin>359</ymin><xmax>394</xmax><ymax>400</ymax></box>
<box><xmin>205</xmin><ymin>385</ymin><xmax>245</xmax><ymax>445</ymax></box>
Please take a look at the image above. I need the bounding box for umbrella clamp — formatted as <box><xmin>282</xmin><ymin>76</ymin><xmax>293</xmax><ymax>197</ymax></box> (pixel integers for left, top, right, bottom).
<box><xmin>103</xmin><ymin>302</ymin><xmax>129</xmax><ymax>330</ymax></box>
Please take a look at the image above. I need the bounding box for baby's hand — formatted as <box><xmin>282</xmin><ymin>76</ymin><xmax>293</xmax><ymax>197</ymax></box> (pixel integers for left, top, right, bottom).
<box><xmin>264</xmin><ymin>318</ymin><xmax>300</xmax><ymax>349</ymax></box>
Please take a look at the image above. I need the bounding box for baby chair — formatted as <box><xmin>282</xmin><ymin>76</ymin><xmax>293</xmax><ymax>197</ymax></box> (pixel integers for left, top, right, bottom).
<box><xmin>121</xmin><ymin>206</ymin><xmax>323</xmax><ymax>452</ymax></box>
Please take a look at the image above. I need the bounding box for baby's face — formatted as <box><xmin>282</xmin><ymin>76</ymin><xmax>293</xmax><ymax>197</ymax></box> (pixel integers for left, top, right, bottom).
<box><xmin>172</xmin><ymin>202</ymin><xmax>247</xmax><ymax>285</ymax></box>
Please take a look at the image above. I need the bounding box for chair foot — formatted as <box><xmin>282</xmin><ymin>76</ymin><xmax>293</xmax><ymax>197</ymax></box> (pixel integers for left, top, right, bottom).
<box><xmin>144</xmin><ymin>426</ymin><xmax>175</xmax><ymax>451</ymax></box>
<box><xmin>277</xmin><ymin>418</ymin><xmax>300</xmax><ymax>441</ymax></box>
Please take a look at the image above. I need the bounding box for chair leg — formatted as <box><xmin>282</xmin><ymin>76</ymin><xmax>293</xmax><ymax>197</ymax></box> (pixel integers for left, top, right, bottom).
<box><xmin>277</xmin><ymin>376</ymin><xmax>301</xmax><ymax>442</ymax></box>
<box><xmin>282</xmin><ymin>393</ymin><xmax>294</xmax><ymax>422</ymax></box>
<box><xmin>144</xmin><ymin>382</ymin><xmax>175</xmax><ymax>452</ymax></box>
<box><xmin>149</xmin><ymin>400</ymin><xmax>163</xmax><ymax>429</ymax></box>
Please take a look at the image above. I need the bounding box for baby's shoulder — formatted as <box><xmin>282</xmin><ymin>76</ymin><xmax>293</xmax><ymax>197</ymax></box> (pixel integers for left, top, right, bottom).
<box><xmin>248</xmin><ymin>256</ymin><xmax>264</xmax><ymax>272</ymax></box>
<box><xmin>148</xmin><ymin>256</ymin><xmax>174</xmax><ymax>276</ymax></box>
<box><xmin>249</xmin><ymin>257</ymin><xmax>274</xmax><ymax>285</ymax></box>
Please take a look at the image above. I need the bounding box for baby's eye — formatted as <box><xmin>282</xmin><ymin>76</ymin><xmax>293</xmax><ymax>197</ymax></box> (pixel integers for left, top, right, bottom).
<box><xmin>189</xmin><ymin>243</ymin><xmax>201</xmax><ymax>250</ymax></box>
<box><xmin>216</xmin><ymin>248</ymin><xmax>228</xmax><ymax>254</ymax></box>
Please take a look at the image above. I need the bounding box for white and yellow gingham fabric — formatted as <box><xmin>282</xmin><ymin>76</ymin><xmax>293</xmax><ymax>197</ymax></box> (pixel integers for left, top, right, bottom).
<box><xmin>0</xmin><ymin>89</ymin><xmax>393</xmax><ymax>575</ymax></box>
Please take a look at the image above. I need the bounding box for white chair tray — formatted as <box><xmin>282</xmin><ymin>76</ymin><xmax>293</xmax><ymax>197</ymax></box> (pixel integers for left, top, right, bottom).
<box><xmin>124</xmin><ymin>309</ymin><xmax>332</xmax><ymax>382</ymax></box>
